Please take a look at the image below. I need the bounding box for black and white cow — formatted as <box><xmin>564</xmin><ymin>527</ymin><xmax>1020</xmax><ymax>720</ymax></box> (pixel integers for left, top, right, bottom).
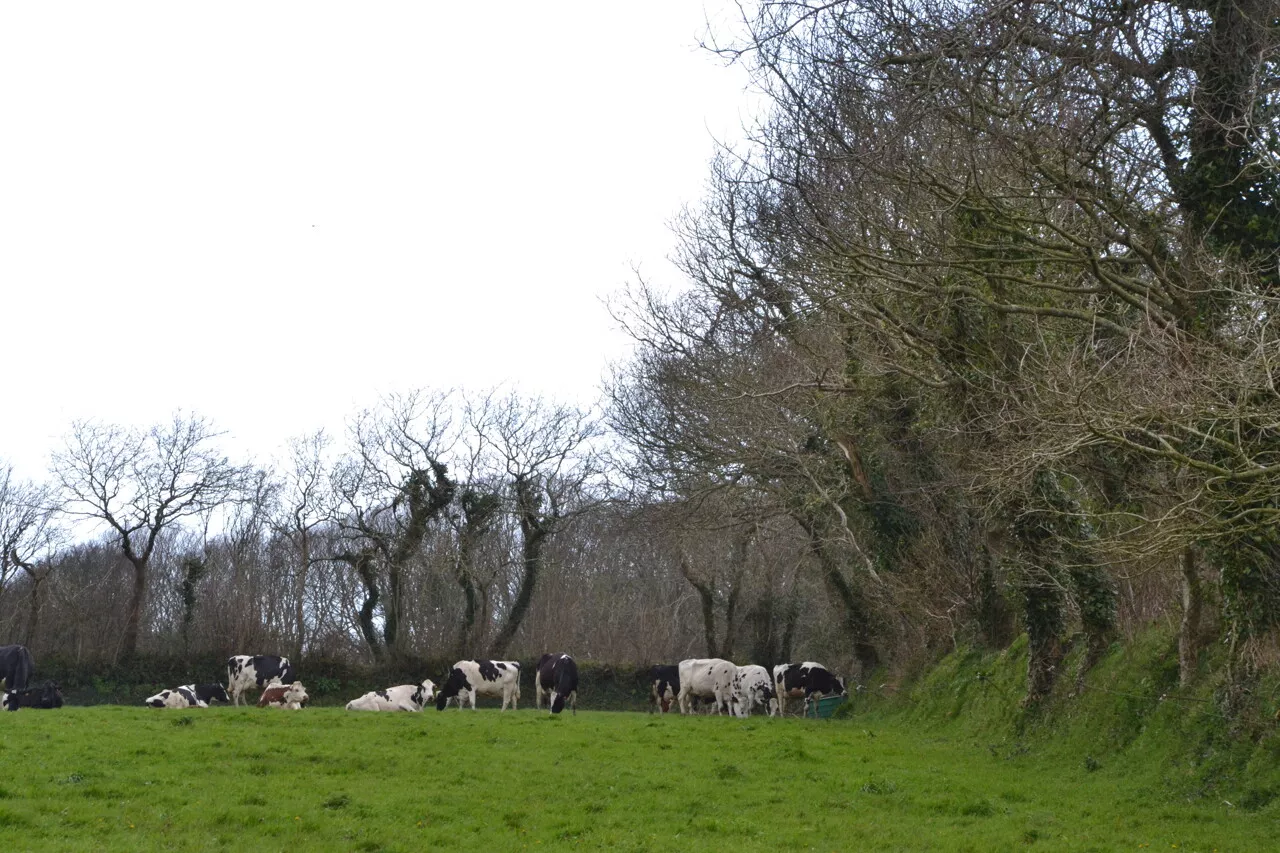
<box><xmin>226</xmin><ymin>655</ymin><xmax>296</xmax><ymax>706</ymax></box>
<box><xmin>773</xmin><ymin>661</ymin><xmax>847</xmax><ymax>716</ymax></box>
<box><xmin>3</xmin><ymin>681</ymin><xmax>62</xmax><ymax>711</ymax></box>
<box><xmin>145</xmin><ymin>683</ymin><xmax>230</xmax><ymax>709</ymax></box>
<box><xmin>0</xmin><ymin>645</ymin><xmax>34</xmax><ymax>707</ymax></box>
<box><xmin>346</xmin><ymin>680</ymin><xmax>436</xmax><ymax>712</ymax></box>
<box><xmin>434</xmin><ymin>660</ymin><xmax>520</xmax><ymax>711</ymax></box>
<box><xmin>677</xmin><ymin>658</ymin><xmax>737</xmax><ymax>715</ymax></box>
<box><xmin>648</xmin><ymin>664</ymin><xmax>679</xmax><ymax>714</ymax></box>
<box><xmin>535</xmin><ymin>653</ymin><xmax>578</xmax><ymax>715</ymax></box>
<box><xmin>730</xmin><ymin>664</ymin><xmax>778</xmax><ymax>717</ymax></box>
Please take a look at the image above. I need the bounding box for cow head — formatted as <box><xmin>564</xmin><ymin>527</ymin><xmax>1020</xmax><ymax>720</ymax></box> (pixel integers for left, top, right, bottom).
<box><xmin>284</xmin><ymin>682</ymin><xmax>309</xmax><ymax>707</ymax></box>
<box><xmin>413</xmin><ymin>679</ymin><xmax>436</xmax><ymax>709</ymax></box>
<box><xmin>436</xmin><ymin>668</ymin><xmax>467</xmax><ymax>711</ymax></box>
<box><xmin>551</xmin><ymin>693</ymin><xmax>567</xmax><ymax>714</ymax></box>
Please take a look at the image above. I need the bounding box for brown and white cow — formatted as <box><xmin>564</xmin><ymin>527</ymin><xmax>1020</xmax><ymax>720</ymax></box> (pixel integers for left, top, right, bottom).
<box><xmin>258</xmin><ymin>681</ymin><xmax>308</xmax><ymax>709</ymax></box>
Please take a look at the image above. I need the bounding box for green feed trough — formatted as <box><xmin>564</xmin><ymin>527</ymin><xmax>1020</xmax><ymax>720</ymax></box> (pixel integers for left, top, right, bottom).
<box><xmin>806</xmin><ymin>694</ymin><xmax>847</xmax><ymax>718</ymax></box>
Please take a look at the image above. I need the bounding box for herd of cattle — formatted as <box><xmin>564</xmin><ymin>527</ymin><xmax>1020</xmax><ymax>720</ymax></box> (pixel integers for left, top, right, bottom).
<box><xmin>0</xmin><ymin>643</ymin><xmax>847</xmax><ymax>718</ymax></box>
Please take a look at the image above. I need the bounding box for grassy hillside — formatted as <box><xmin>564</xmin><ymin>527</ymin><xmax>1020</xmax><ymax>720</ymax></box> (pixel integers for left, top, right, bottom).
<box><xmin>858</xmin><ymin>626</ymin><xmax>1280</xmax><ymax>816</ymax></box>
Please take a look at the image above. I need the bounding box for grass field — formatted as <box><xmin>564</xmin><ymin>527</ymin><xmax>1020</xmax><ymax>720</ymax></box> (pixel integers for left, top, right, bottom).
<box><xmin>0</xmin><ymin>703</ymin><xmax>1274</xmax><ymax>852</ymax></box>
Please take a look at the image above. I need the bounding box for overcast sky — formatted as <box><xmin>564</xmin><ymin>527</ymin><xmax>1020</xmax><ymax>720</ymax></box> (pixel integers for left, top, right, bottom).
<box><xmin>1</xmin><ymin>2</ymin><xmax>758</xmax><ymax>478</ymax></box>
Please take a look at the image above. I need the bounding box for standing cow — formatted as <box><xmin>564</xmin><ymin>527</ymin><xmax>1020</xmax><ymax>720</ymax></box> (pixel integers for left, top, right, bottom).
<box><xmin>0</xmin><ymin>645</ymin><xmax>34</xmax><ymax>709</ymax></box>
<box><xmin>730</xmin><ymin>664</ymin><xmax>778</xmax><ymax>717</ymax></box>
<box><xmin>226</xmin><ymin>655</ymin><xmax>296</xmax><ymax>706</ymax></box>
<box><xmin>648</xmin><ymin>664</ymin><xmax>679</xmax><ymax>714</ymax></box>
<box><xmin>535</xmin><ymin>653</ymin><xmax>578</xmax><ymax>715</ymax></box>
<box><xmin>677</xmin><ymin>658</ymin><xmax>737</xmax><ymax>715</ymax></box>
<box><xmin>773</xmin><ymin>662</ymin><xmax>847</xmax><ymax>716</ymax></box>
<box><xmin>346</xmin><ymin>680</ymin><xmax>436</xmax><ymax>712</ymax></box>
<box><xmin>434</xmin><ymin>660</ymin><xmax>520</xmax><ymax>711</ymax></box>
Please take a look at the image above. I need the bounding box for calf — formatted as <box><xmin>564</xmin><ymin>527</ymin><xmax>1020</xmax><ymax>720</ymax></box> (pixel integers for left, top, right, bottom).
<box><xmin>648</xmin><ymin>664</ymin><xmax>679</xmax><ymax>714</ymax></box>
<box><xmin>773</xmin><ymin>662</ymin><xmax>847</xmax><ymax>716</ymax></box>
<box><xmin>258</xmin><ymin>681</ymin><xmax>308</xmax><ymax>709</ymax></box>
<box><xmin>676</xmin><ymin>658</ymin><xmax>736</xmax><ymax>715</ymax></box>
<box><xmin>226</xmin><ymin>655</ymin><xmax>296</xmax><ymax>706</ymax></box>
<box><xmin>3</xmin><ymin>680</ymin><xmax>62</xmax><ymax>711</ymax></box>
<box><xmin>730</xmin><ymin>664</ymin><xmax>777</xmax><ymax>717</ymax></box>
<box><xmin>346</xmin><ymin>680</ymin><xmax>436</xmax><ymax>712</ymax></box>
<box><xmin>145</xmin><ymin>683</ymin><xmax>230</xmax><ymax>709</ymax></box>
<box><xmin>535</xmin><ymin>653</ymin><xmax>578</xmax><ymax>715</ymax></box>
<box><xmin>434</xmin><ymin>660</ymin><xmax>520</xmax><ymax>711</ymax></box>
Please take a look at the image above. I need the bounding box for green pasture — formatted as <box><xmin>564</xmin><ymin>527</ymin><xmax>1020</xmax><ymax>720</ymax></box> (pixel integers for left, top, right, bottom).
<box><xmin>0</xmin><ymin>703</ymin><xmax>1273</xmax><ymax>852</ymax></box>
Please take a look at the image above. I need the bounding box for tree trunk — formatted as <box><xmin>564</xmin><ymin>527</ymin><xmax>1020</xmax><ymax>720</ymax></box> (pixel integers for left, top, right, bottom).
<box><xmin>120</xmin><ymin>556</ymin><xmax>148</xmax><ymax>659</ymax></box>
<box><xmin>487</xmin><ymin>527</ymin><xmax>547</xmax><ymax>659</ymax></box>
<box><xmin>1179</xmin><ymin>547</ymin><xmax>1203</xmax><ymax>688</ymax></box>
<box><xmin>293</xmin><ymin>536</ymin><xmax>310</xmax><ymax>660</ymax></box>
<box><xmin>679</xmin><ymin>552</ymin><xmax>718</xmax><ymax>658</ymax></box>
<box><xmin>1023</xmin><ymin>570</ymin><xmax>1065</xmax><ymax>705</ymax></box>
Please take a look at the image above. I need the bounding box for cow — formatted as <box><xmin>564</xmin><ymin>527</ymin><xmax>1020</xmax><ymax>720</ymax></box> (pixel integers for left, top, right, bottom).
<box><xmin>773</xmin><ymin>662</ymin><xmax>847</xmax><ymax>716</ymax></box>
<box><xmin>226</xmin><ymin>655</ymin><xmax>296</xmax><ymax>706</ymax></box>
<box><xmin>434</xmin><ymin>660</ymin><xmax>520</xmax><ymax>711</ymax></box>
<box><xmin>648</xmin><ymin>664</ymin><xmax>679</xmax><ymax>714</ymax></box>
<box><xmin>0</xmin><ymin>645</ymin><xmax>34</xmax><ymax>707</ymax></box>
<box><xmin>676</xmin><ymin>658</ymin><xmax>737</xmax><ymax>715</ymax></box>
<box><xmin>345</xmin><ymin>680</ymin><xmax>436</xmax><ymax>712</ymax></box>
<box><xmin>535</xmin><ymin>653</ymin><xmax>578</xmax><ymax>715</ymax></box>
<box><xmin>145</xmin><ymin>683</ymin><xmax>230</xmax><ymax>709</ymax></box>
<box><xmin>3</xmin><ymin>681</ymin><xmax>62</xmax><ymax>711</ymax></box>
<box><xmin>731</xmin><ymin>664</ymin><xmax>778</xmax><ymax>717</ymax></box>
<box><xmin>258</xmin><ymin>681</ymin><xmax>308</xmax><ymax>709</ymax></box>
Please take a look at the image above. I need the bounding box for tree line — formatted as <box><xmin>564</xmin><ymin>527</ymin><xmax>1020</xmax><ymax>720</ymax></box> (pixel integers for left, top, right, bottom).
<box><xmin>3</xmin><ymin>0</ymin><xmax>1277</xmax><ymax>706</ymax></box>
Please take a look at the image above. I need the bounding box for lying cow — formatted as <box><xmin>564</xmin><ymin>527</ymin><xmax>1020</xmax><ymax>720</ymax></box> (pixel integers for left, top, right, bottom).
<box><xmin>773</xmin><ymin>662</ymin><xmax>847</xmax><ymax>716</ymax></box>
<box><xmin>535</xmin><ymin>653</ymin><xmax>578</xmax><ymax>715</ymax></box>
<box><xmin>3</xmin><ymin>680</ymin><xmax>62</xmax><ymax>711</ymax></box>
<box><xmin>145</xmin><ymin>683</ymin><xmax>230</xmax><ymax>709</ymax></box>
<box><xmin>346</xmin><ymin>680</ymin><xmax>436</xmax><ymax>712</ymax></box>
<box><xmin>730</xmin><ymin>664</ymin><xmax>777</xmax><ymax>717</ymax></box>
<box><xmin>226</xmin><ymin>654</ymin><xmax>296</xmax><ymax>706</ymax></box>
<box><xmin>258</xmin><ymin>681</ymin><xmax>308</xmax><ymax>709</ymax></box>
<box><xmin>435</xmin><ymin>660</ymin><xmax>520</xmax><ymax>711</ymax></box>
<box><xmin>677</xmin><ymin>658</ymin><xmax>736</xmax><ymax>715</ymax></box>
<box><xmin>649</xmin><ymin>664</ymin><xmax>679</xmax><ymax>714</ymax></box>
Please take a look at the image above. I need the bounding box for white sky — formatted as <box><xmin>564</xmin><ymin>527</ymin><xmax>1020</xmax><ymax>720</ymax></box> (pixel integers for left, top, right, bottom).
<box><xmin>1</xmin><ymin>2</ymin><xmax>758</xmax><ymax>479</ymax></box>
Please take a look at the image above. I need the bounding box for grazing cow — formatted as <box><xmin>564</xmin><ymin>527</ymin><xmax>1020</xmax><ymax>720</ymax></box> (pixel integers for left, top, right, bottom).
<box><xmin>3</xmin><ymin>681</ymin><xmax>62</xmax><ymax>711</ymax></box>
<box><xmin>773</xmin><ymin>662</ymin><xmax>847</xmax><ymax>716</ymax></box>
<box><xmin>535</xmin><ymin>653</ymin><xmax>578</xmax><ymax>715</ymax></box>
<box><xmin>731</xmin><ymin>664</ymin><xmax>778</xmax><ymax>717</ymax></box>
<box><xmin>648</xmin><ymin>664</ymin><xmax>679</xmax><ymax>714</ymax></box>
<box><xmin>0</xmin><ymin>645</ymin><xmax>34</xmax><ymax>706</ymax></box>
<box><xmin>145</xmin><ymin>683</ymin><xmax>230</xmax><ymax>709</ymax></box>
<box><xmin>258</xmin><ymin>681</ymin><xmax>308</xmax><ymax>709</ymax></box>
<box><xmin>226</xmin><ymin>655</ymin><xmax>296</xmax><ymax>706</ymax></box>
<box><xmin>345</xmin><ymin>680</ymin><xmax>436</xmax><ymax>712</ymax></box>
<box><xmin>434</xmin><ymin>660</ymin><xmax>520</xmax><ymax>711</ymax></box>
<box><xmin>676</xmin><ymin>658</ymin><xmax>737</xmax><ymax>715</ymax></box>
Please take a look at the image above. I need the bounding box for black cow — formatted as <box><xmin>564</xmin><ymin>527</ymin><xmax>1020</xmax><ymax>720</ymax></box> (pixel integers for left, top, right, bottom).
<box><xmin>3</xmin><ymin>681</ymin><xmax>62</xmax><ymax>711</ymax></box>
<box><xmin>535</xmin><ymin>653</ymin><xmax>578</xmax><ymax>715</ymax></box>
<box><xmin>0</xmin><ymin>645</ymin><xmax>34</xmax><ymax>708</ymax></box>
<box><xmin>226</xmin><ymin>655</ymin><xmax>296</xmax><ymax>706</ymax></box>
<box><xmin>773</xmin><ymin>662</ymin><xmax>847</xmax><ymax>716</ymax></box>
<box><xmin>648</xmin><ymin>664</ymin><xmax>679</xmax><ymax>714</ymax></box>
<box><xmin>434</xmin><ymin>660</ymin><xmax>520</xmax><ymax>711</ymax></box>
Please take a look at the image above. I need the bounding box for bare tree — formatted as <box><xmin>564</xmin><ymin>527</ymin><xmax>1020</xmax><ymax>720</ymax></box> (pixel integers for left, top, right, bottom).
<box><xmin>470</xmin><ymin>391</ymin><xmax>606</xmax><ymax>659</ymax></box>
<box><xmin>329</xmin><ymin>391</ymin><xmax>458</xmax><ymax>661</ymax></box>
<box><xmin>0</xmin><ymin>464</ymin><xmax>62</xmax><ymax>646</ymax></box>
<box><xmin>50</xmin><ymin>413</ymin><xmax>246</xmax><ymax>658</ymax></box>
